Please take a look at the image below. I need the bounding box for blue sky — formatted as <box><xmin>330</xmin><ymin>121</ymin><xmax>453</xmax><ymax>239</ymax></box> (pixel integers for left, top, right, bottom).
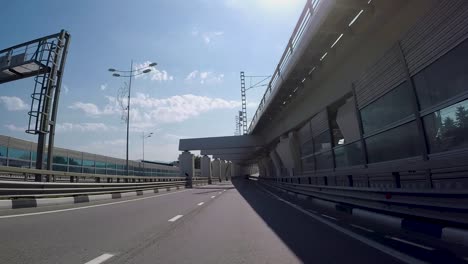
<box><xmin>0</xmin><ymin>0</ymin><xmax>305</xmax><ymax>161</ymax></box>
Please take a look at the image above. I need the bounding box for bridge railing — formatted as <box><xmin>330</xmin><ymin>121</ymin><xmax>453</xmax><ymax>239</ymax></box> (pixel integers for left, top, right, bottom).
<box><xmin>248</xmin><ymin>0</ymin><xmax>320</xmax><ymax>133</ymax></box>
<box><xmin>255</xmin><ymin>157</ymin><xmax>468</xmax><ymax>226</ymax></box>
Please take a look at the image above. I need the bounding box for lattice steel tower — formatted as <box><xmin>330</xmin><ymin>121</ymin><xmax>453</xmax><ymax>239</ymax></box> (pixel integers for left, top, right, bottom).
<box><xmin>240</xmin><ymin>72</ymin><xmax>247</xmax><ymax>134</ymax></box>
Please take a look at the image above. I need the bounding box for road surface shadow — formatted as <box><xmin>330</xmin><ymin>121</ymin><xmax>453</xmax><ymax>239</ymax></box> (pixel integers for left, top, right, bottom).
<box><xmin>230</xmin><ymin>178</ymin><xmax>399</xmax><ymax>264</ymax></box>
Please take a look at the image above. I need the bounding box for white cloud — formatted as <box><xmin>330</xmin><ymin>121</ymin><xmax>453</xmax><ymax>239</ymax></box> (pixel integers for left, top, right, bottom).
<box><xmin>69</xmin><ymin>93</ymin><xmax>242</xmax><ymax>130</ymax></box>
<box><xmin>4</xmin><ymin>124</ymin><xmax>26</xmax><ymax>132</ymax></box>
<box><xmin>100</xmin><ymin>84</ymin><xmax>108</xmax><ymax>91</ymax></box>
<box><xmin>134</xmin><ymin>61</ymin><xmax>173</xmax><ymax>81</ymax></box>
<box><xmin>129</xmin><ymin>93</ymin><xmax>240</xmax><ymax>124</ymax></box>
<box><xmin>68</xmin><ymin>102</ymin><xmax>117</xmax><ymax>116</ymax></box>
<box><xmin>0</xmin><ymin>96</ymin><xmax>29</xmax><ymax>111</ymax></box>
<box><xmin>191</xmin><ymin>29</ymin><xmax>224</xmax><ymax>44</ymax></box>
<box><xmin>185</xmin><ymin>71</ymin><xmax>224</xmax><ymax>84</ymax></box>
<box><xmin>56</xmin><ymin>122</ymin><xmax>118</xmax><ymax>133</ymax></box>
<box><xmin>63</xmin><ymin>85</ymin><xmax>69</xmax><ymax>94</ymax></box>
<box><xmin>202</xmin><ymin>31</ymin><xmax>224</xmax><ymax>44</ymax></box>
<box><xmin>185</xmin><ymin>70</ymin><xmax>198</xmax><ymax>81</ymax></box>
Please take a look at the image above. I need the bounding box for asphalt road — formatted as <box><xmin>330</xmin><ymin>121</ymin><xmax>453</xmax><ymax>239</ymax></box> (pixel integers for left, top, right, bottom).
<box><xmin>0</xmin><ymin>179</ymin><xmax>465</xmax><ymax>264</ymax></box>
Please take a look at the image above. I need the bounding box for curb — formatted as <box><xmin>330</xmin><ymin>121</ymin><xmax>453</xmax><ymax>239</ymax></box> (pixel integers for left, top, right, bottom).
<box><xmin>0</xmin><ymin>186</ymin><xmax>186</xmax><ymax>210</ymax></box>
<box><xmin>264</xmin><ymin>182</ymin><xmax>468</xmax><ymax>247</ymax></box>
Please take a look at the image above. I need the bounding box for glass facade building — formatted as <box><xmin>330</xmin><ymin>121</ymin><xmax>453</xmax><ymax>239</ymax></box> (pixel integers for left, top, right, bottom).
<box><xmin>0</xmin><ymin>135</ymin><xmax>180</xmax><ymax>177</ymax></box>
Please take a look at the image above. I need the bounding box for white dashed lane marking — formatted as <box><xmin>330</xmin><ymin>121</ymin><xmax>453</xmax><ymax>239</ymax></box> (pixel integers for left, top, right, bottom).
<box><xmin>385</xmin><ymin>236</ymin><xmax>434</xmax><ymax>251</ymax></box>
<box><xmin>321</xmin><ymin>214</ymin><xmax>337</xmax><ymax>221</ymax></box>
<box><xmin>168</xmin><ymin>215</ymin><xmax>183</xmax><ymax>222</ymax></box>
<box><xmin>84</xmin><ymin>253</ymin><xmax>114</xmax><ymax>264</ymax></box>
<box><xmin>197</xmin><ymin>202</ymin><xmax>204</xmax><ymax>206</ymax></box>
<box><xmin>351</xmin><ymin>224</ymin><xmax>374</xmax><ymax>233</ymax></box>
<box><xmin>211</xmin><ymin>196</ymin><xmax>215</xmax><ymax>199</ymax></box>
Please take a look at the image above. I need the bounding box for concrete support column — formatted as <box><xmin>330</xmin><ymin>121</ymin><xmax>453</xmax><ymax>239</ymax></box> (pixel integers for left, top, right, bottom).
<box><xmin>226</xmin><ymin>161</ymin><xmax>232</xmax><ymax>181</ymax></box>
<box><xmin>201</xmin><ymin>155</ymin><xmax>212</xmax><ymax>184</ymax></box>
<box><xmin>220</xmin><ymin>160</ymin><xmax>227</xmax><ymax>182</ymax></box>
<box><xmin>212</xmin><ymin>159</ymin><xmax>221</xmax><ymax>183</ymax></box>
<box><xmin>288</xmin><ymin>131</ymin><xmax>303</xmax><ymax>176</ymax></box>
<box><xmin>230</xmin><ymin>162</ymin><xmax>238</xmax><ymax>179</ymax></box>
<box><xmin>269</xmin><ymin>150</ymin><xmax>282</xmax><ymax>178</ymax></box>
<box><xmin>178</xmin><ymin>151</ymin><xmax>194</xmax><ymax>188</ymax></box>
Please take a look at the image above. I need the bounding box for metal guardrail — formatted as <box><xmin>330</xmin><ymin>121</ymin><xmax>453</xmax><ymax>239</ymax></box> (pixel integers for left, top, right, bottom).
<box><xmin>258</xmin><ymin>178</ymin><xmax>468</xmax><ymax>226</ymax></box>
<box><xmin>248</xmin><ymin>0</ymin><xmax>320</xmax><ymax>133</ymax></box>
<box><xmin>0</xmin><ymin>180</ymin><xmax>186</xmax><ymax>198</ymax></box>
<box><xmin>0</xmin><ymin>166</ymin><xmax>214</xmax><ymax>198</ymax></box>
<box><xmin>0</xmin><ymin>165</ymin><xmax>185</xmax><ymax>183</ymax></box>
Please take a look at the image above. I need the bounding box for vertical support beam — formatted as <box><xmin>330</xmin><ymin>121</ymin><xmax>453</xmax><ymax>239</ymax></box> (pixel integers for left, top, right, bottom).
<box><xmin>47</xmin><ymin>31</ymin><xmax>70</xmax><ymax>181</ymax></box>
<box><xmin>352</xmin><ymin>84</ymin><xmax>370</xmax><ymax>187</ymax></box>
<box><xmin>201</xmin><ymin>155</ymin><xmax>212</xmax><ymax>184</ymax></box>
<box><xmin>220</xmin><ymin>160</ymin><xmax>227</xmax><ymax>181</ymax></box>
<box><xmin>396</xmin><ymin>42</ymin><xmax>432</xmax><ymax>188</ymax></box>
<box><xmin>226</xmin><ymin>161</ymin><xmax>232</xmax><ymax>180</ymax></box>
<box><xmin>269</xmin><ymin>150</ymin><xmax>282</xmax><ymax>178</ymax></box>
<box><xmin>212</xmin><ymin>159</ymin><xmax>221</xmax><ymax>183</ymax></box>
<box><xmin>288</xmin><ymin>131</ymin><xmax>302</xmax><ymax>176</ymax></box>
<box><xmin>179</xmin><ymin>151</ymin><xmax>194</xmax><ymax>188</ymax></box>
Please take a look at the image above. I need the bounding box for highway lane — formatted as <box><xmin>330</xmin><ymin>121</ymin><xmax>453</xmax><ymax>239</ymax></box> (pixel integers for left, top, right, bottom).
<box><xmin>1</xmin><ymin>180</ymin><xmax>463</xmax><ymax>264</ymax></box>
<box><xmin>114</xmin><ymin>180</ymin><xmax>404</xmax><ymax>264</ymax></box>
<box><xmin>0</xmin><ymin>185</ymin><xmax>229</xmax><ymax>264</ymax></box>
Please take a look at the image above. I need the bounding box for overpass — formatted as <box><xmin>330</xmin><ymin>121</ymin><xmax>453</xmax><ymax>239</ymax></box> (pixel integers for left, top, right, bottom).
<box><xmin>1</xmin><ymin>0</ymin><xmax>468</xmax><ymax>263</ymax></box>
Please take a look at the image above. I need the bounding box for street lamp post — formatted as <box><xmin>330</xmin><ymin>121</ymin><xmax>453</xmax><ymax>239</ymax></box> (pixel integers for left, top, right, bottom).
<box><xmin>143</xmin><ymin>132</ymin><xmax>153</xmax><ymax>162</ymax></box>
<box><xmin>109</xmin><ymin>61</ymin><xmax>157</xmax><ymax>176</ymax></box>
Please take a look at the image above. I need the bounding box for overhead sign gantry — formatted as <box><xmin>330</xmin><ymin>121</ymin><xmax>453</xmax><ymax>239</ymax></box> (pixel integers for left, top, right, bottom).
<box><xmin>0</xmin><ymin>30</ymin><xmax>71</xmax><ymax>181</ymax></box>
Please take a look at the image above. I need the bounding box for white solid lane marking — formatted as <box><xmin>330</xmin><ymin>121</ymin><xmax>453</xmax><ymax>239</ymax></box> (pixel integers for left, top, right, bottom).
<box><xmin>197</xmin><ymin>202</ymin><xmax>204</xmax><ymax>206</ymax></box>
<box><xmin>307</xmin><ymin>209</ymin><xmax>317</xmax><ymax>214</ymax></box>
<box><xmin>257</xmin><ymin>184</ymin><xmax>425</xmax><ymax>264</ymax></box>
<box><xmin>386</xmin><ymin>236</ymin><xmax>434</xmax><ymax>251</ymax></box>
<box><xmin>351</xmin><ymin>224</ymin><xmax>374</xmax><ymax>233</ymax></box>
<box><xmin>168</xmin><ymin>215</ymin><xmax>183</xmax><ymax>222</ymax></box>
<box><xmin>0</xmin><ymin>189</ymin><xmax>189</xmax><ymax>220</ymax></box>
<box><xmin>84</xmin><ymin>253</ymin><xmax>114</xmax><ymax>264</ymax></box>
<box><xmin>321</xmin><ymin>214</ymin><xmax>337</xmax><ymax>221</ymax></box>
<box><xmin>211</xmin><ymin>196</ymin><xmax>215</xmax><ymax>198</ymax></box>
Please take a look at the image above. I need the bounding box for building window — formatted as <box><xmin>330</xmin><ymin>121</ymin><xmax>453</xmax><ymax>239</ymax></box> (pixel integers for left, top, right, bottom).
<box><xmin>0</xmin><ymin>146</ymin><xmax>6</xmax><ymax>157</ymax></box>
<box><xmin>334</xmin><ymin>141</ymin><xmax>364</xmax><ymax>167</ymax></box>
<box><xmin>365</xmin><ymin>121</ymin><xmax>421</xmax><ymax>163</ymax></box>
<box><xmin>8</xmin><ymin>148</ymin><xmax>30</xmax><ymax>160</ymax></box>
<box><xmin>53</xmin><ymin>156</ymin><xmax>68</xmax><ymax>165</ymax></box>
<box><xmin>360</xmin><ymin>82</ymin><xmax>413</xmax><ymax>135</ymax></box>
<box><xmin>413</xmin><ymin>39</ymin><xmax>468</xmax><ymax>110</ymax></box>
<box><xmin>69</xmin><ymin>157</ymin><xmax>82</xmax><ymax>166</ymax></box>
<box><xmin>423</xmin><ymin>98</ymin><xmax>468</xmax><ymax>153</ymax></box>
<box><xmin>82</xmin><ymin>159</ymin><xmax>95</xmax><ymax>167</ymax></box>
